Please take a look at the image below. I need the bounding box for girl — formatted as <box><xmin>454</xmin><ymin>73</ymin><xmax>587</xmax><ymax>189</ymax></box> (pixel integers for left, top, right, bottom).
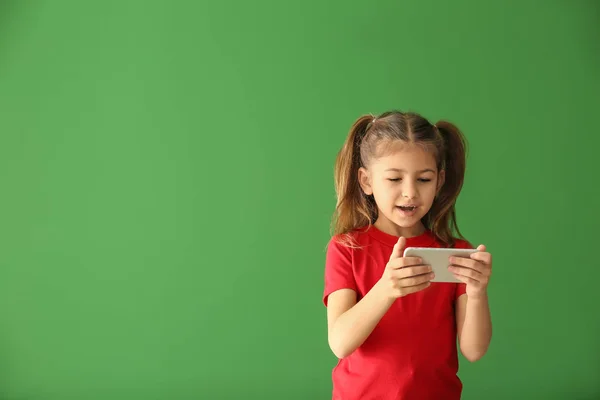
<box><xmin>323</xmin><ymin>111</ymin><xmax>493</xmax><ymax>400</ymax></box>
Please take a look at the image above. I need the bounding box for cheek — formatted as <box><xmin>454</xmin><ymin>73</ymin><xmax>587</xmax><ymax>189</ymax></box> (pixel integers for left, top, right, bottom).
<box><xmin>377</xmin><ymin>185</ymin><xmax>401</xmax><ymax>204</ymax></box>
<box><xmin>424</xmin><ymin>186</ymin><xmax>438</xmax><ymax>201</ymax></box>
<box><xmin>371</xmin><ymin>182</ymin><xmax>394</xmax><ymax>199</ymax></box>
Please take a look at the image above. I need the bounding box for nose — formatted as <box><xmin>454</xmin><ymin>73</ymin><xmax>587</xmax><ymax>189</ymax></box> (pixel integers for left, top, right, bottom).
<box><xmin>402</xmin><ymin>180</ymin><xmax>417</xmax><ymax>199</ymax></box>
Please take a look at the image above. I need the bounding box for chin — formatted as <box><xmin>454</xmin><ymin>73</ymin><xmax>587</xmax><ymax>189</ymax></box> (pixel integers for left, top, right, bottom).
<box><xmin>387</xmin><ymin>213</ymin><xmax>421</xmax><ymax>227</ymax></box>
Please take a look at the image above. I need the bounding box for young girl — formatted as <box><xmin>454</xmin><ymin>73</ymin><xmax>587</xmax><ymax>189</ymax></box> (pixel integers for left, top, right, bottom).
<box><xmin>323</xmin><ymin>111</ymin><xmax>493</xmax><ymax>400</ymax></box>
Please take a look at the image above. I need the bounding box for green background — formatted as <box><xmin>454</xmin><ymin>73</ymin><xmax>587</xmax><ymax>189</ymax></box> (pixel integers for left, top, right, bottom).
<box><xmin>0</xmin><ymin>1</ymin><xmax>598</xmax><ymax>399</ymax></box>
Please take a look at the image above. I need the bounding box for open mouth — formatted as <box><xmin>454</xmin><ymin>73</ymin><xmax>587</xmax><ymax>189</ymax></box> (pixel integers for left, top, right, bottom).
<box><xmin>398</xmin><ymin>205</ymin><xmax>417</xmax><ymax>211</ymax></box>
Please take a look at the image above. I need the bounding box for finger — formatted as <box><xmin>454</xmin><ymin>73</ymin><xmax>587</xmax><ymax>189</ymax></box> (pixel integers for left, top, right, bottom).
<box><xmin>449</xmin><ymin>256</ymin><xmax>483</xmax><ymax>271</ymax></box>
<box><xmin>392</xmin><ymin>257</ymin><xmax>424</xmax><ymax>269</ymax></box>
<box><xmin>451</xmin><ymin>256</ymin><xmax>491</xmax><ymax>277</ymax></box>
<box><xmin>470</xmin><ymin>251</ymin><xmax>492</xmax><ymax>265</ymax></box>
<box><xmin>400</xmin><ymin>272</ymin><xmax>435</xmax><ymax>288</ymax></box>
<box><xmin>451</xmin><ymin>272</ymin><xmax>479</xmax><ymax>286</ymax></box>
<box><xmin>449</xmin><ymin>265</ymin><xmax>483</xmax><ymax>281</ymax></box>
<box><xmin>477</xmin><ymin>244</ymin><xmax>486</xmax><ymax>252</ymax></box>
<box><xmin>395</xmin><ymin>265</ymin><xmax>432</xmax><ymax>278</ymax></box>
<box><xmin>389</xmin><ymin>236</ymin><xmax>406</xmax><ymax>261</ymax></box>
<box><xmin>398</xmin><ymin>281</ymin><xmax>431</xmax><ymax>296</ymax></box>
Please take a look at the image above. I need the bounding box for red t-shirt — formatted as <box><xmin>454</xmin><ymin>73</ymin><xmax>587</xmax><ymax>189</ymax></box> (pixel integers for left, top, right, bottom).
<box><xmin>323</xmin><ymin>225</ymin><xmax>472</xmax><ymax>400</ymax></box>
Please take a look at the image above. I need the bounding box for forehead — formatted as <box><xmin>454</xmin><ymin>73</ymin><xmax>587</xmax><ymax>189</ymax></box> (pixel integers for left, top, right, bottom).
<box><xmin>372</xmin><ymin>141</ymin><xmax>437</xmax><ymax>172</ymax></box>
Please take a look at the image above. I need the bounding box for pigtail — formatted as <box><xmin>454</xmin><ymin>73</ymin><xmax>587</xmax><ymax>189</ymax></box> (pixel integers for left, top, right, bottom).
<box><xmin>426</xmin><ymin>121</ymin><xmax>468</xmax><ymax>247</ymax></box>
<box><xmin>331</xmin><ymin>115</ymin><xmax>377</xmax><ymax>244</ymax></box>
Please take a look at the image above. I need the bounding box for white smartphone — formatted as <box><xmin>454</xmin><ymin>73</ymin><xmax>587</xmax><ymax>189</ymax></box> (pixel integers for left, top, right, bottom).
<box><xmin>402</xmin><ymin>247</ymin><xmax>478</xmax><ymax>283</ymax></box>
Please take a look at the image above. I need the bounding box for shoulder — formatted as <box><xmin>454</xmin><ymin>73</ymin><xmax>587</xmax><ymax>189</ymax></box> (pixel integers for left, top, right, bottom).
<box><xmin>325</xmin><ymin>228</ymin><xmax>370</xmax><ymax>263</ymax></box>
<box><xmin>326</xmin><ymin>226</ymin><xmax>373</xmax><ymax>252</ymax></box>
<box><xmin>326</xmin><ymin>232</ymin><xmax>356</xmax><ymax>258</ymax></box>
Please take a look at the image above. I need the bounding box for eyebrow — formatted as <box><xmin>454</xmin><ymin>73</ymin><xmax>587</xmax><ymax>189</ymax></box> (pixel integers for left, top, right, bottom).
<box><xmin>385</xmin><ymin>168</ymin><xmax>436</xmax><ymax>173</ymax></box>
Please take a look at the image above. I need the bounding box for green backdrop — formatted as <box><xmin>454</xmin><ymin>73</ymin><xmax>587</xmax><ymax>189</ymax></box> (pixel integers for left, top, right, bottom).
<box><xmin>0</xmin><ymin>1</ymin><xmax>598</xmax><ymax>399</ymax></box>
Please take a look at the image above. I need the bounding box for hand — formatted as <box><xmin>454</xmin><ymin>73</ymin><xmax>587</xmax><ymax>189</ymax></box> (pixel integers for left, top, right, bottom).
<box><xmin>448</xmin><ymin>245</ymin><xmax>492</xmax><ymax>299</ymax></box>
<box><xmin>378</xmin><ymin>236</ymin><xmax>434</xmax><ymax>299</ymax></box>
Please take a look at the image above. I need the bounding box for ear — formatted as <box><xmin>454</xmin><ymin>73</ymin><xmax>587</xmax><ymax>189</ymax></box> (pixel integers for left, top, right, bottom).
<box><xmin>358</xmin><ymin>167</ymin><xmax>373</xmax><ymax>195</ymax></box>
<box><xmin>436</xmin><ymin>169</ymin><xmax>445</xmax><ymax>196</ymax></box>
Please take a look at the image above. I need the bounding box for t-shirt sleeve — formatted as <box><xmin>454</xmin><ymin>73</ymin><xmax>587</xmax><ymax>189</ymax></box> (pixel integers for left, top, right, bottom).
<box><xmin>323</xmin><ymin>237</ymin><xmax>357</xmax><ymax>306</ymax></box>
<box><xmin>455</xmin><ymin>280</ymin><xmax>467</xmax><ymax>299</ymax></box>
<box><xmin>454</xmin><ymin>238</ymin><xmax>475</xmax><ymax>299</ymax></box>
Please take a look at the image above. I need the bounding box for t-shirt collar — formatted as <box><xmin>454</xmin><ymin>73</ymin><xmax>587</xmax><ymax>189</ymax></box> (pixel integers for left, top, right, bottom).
<box><xmin>364</xmin><ymin>224</ymin><xmax>437</xmax><ymax>248</ymax></box>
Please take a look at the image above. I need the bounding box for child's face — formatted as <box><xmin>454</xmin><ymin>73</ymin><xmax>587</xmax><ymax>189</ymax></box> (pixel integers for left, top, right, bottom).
<box><xmin>358</xmin><ymin>141</ymin><xmax>445</xmax><ymax>237</ymax></box>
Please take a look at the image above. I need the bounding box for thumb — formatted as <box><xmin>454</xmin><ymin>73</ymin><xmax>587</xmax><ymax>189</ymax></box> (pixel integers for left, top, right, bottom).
<box><xmin>389</xmin><ymin>236</ymin><xmax>406</xmax><ymax>261</ymax></box>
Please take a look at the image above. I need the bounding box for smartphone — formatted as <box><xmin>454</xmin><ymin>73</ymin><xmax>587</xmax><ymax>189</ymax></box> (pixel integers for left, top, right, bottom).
<box><xmin>402</xmin><ymin>247</ymin><xmax>478</xmax><ymax>283</ymax></box>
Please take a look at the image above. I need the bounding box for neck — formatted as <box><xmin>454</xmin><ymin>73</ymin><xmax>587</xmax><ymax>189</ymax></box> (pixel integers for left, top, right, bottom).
<box><xmin>374</xmin><ymin>217</ymin><xmax>426</xmax><ymax>238</ymax></box>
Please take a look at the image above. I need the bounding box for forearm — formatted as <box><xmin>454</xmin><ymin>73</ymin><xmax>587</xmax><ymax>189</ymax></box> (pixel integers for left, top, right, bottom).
<box><xmin>329</xmin><ymin>281</ymin><xmax>394</xmax><ymax>358</ymax></box>
<box><xmin>459</xmin><ymin>294</ymin><xmax>492</xmax><ymax>362</ymax></box>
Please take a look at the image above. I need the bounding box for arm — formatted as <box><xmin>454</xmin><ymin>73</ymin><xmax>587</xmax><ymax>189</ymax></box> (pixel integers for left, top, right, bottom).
<box><xmin>324</xmin><ymin>236</ymin><xmax>432</xmax><ymax>359</ymax></box>
<box><xmin>449</xmin><ymin>243</ymin><xmax>493</xmax><ymax>362</ymax></box>
<box><xmin>326</xmin><ymin>281</ymin><xmax>395</xmax><ymax>359</ymax></box>
<box><xmin>455</xmin><ymin>293</ymin><xmax>492</xmax><ymax>362</ymax></box>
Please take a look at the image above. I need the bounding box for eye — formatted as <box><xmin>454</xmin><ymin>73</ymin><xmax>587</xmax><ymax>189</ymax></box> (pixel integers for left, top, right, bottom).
<box><xmin>418</xmin><ymin>178</ymin><xmax>432</xmax><ymax>182</ymax></box>
<box><xmin>387</xmin><ymin>178</ymin><xmax>400</xmax><ymax>182</ymax></box>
